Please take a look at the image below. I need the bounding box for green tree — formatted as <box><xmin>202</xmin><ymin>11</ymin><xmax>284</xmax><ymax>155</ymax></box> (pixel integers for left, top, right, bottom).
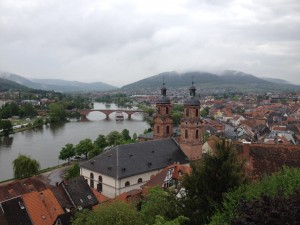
<box><xmin>181</xmin><ymin>139</ymin><xmax>246</xmax><ymax>225</ymax></box>
<box><xmin>141</xmin><ymin>187</ymin><xmax>180</xmax><ymax>225</ymax></box>
<box><xmin>72</xmin><ymin>201</ymin><xmax>142</xmax><ymax>225</ymax></box>
<box><xmin>49</xmin><ymin>103</ymin><xmax>66</xmax><ymax>122</ymax></box>
<box><xmin>33</xmin><ymin>118</ymin><xmax>44</xmax><ymax>127</ymax></box>
<box><xmin>76</xmin><ymin>138</ymin><xmax>95</xmax><ymax>159</ymax></box>
<box><xmin>0</xmin><ymin>120</ymin><xmax>13</xmax><ymax>136</ymax></box>
<box><xmin>65</xmin><ymin>163</ymin><xmax>80</xmax><ymax>180</ymax></box>
<box><xmin>20</xmin><ymin>103</ymin><xmax>37</xmax><ymax>118</ymax></box>
<box><xmin>13</xmin><ymin>154</ymin><xmax>40</xmax><ymax>179</ymax></box>
<box><xmin>209</xmin><ymin>167</ymin><xmax>300</xmax><ymax>225</ymax></box>
<box><xmin>132</xmin><ymin>133</ymin><xmax>137</xmax><ymax>140</ymax></box>
<box><xmin>171</xmin><ymin>111</ymin><xmax>183</xmax><ymax>126</ymax></box>
<box><xmin>94</xmin><ymin>134</ymin><xmax>108</xmax><ymax>149</ymax></box>
<box><xmin>88</xmin><ymin>146</ymin><xmax>102</xmax><ymax>159</ymax></box>
<box><xmin>121</xmin><ymin>129</ymin><xmax>131</xmax><ymax>141</ymax></box>
<box><xmin>59</xmin><ymin>143</ymin><xmax>76</xmax><ymax>164</ymax></box>
<box><xmin>107</xmin><ymin>131</ymin><xmax>123</xmax><ymax>146</ymax></box>
<box><xmin>200</xmin><ymin>107</ymin><xmax>210</xmax><ymax>117</ymax></box>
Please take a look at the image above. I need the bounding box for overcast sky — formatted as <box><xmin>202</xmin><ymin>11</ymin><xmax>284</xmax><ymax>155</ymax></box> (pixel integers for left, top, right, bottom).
<box><xmin>0</xmin><ymin>0</ymin><xmax>299</xmax><ymax>87</ymax></box>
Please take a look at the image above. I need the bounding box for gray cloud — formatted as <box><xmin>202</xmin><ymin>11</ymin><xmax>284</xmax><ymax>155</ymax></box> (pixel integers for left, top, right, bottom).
<box><xmin>0</xmin><ymin>0</ymin><xmax>299</xmax><ymax>86</ymax></box>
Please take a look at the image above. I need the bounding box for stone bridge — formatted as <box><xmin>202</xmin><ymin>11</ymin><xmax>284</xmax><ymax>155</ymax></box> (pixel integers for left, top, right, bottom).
<box><xmin>37</xmin><ymin>109</ymin><xmax>144</xmax><ymax>120</ymax></box>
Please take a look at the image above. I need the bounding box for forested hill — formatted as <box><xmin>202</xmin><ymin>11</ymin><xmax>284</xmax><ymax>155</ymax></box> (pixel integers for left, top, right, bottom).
<box><xmin>122</xmin><ymin>70</ymin><xmax>300</xmax><ymax>93</ymax></box>
<box><xmin>0</xmin><ymin>77</ymin><xmax>30</xmax><ymax>92</ymax></box>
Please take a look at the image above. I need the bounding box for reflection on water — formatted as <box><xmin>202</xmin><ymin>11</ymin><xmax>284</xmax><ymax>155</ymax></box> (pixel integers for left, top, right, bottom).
<box><xmin>0</xmin><ymin>137</ymin><xmax>13</xmax><ymax>147</ymax></box>
<box><xmin>0</xmin><ymin>103</ymin><xmax>148</xmax><ymax>181</ymax></box>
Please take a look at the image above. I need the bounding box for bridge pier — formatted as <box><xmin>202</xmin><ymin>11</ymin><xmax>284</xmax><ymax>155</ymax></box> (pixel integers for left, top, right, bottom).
<box><xmin>128</xmin><ymin>114</ymin><xmax>132</xmax><ymax>120</ymax></box>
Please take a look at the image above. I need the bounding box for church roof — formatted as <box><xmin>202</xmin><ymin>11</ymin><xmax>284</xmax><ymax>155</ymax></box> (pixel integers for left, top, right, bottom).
<box><xmin>81</xmin><ymin>138</ymin><xmax>189</xmax><ymax>179</ymax></box>
<box><xmin>156</xmin><ymin>96</ymin><xmax>171</xmax><ymax>104</ymax></box>
<box><xmin>184</xmin><ymin>97</ymin><xmax>200</xmax><ymax>106</ymax></box>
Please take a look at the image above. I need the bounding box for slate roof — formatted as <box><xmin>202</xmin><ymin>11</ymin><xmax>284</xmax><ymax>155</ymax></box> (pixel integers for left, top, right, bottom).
<box><xmin>63</xmin><ymin>176</ymin><xmax>98</xmax><ymax>209</ymax></box>
<box><xmin>0</xmin><ymin>197</ymin><xmax>33</xmax><ymax>225</ymax></box>
<box><xmin>81</xmin><ymin>138</ymin><xmax>189</xmax><ymax>179</ymax></box>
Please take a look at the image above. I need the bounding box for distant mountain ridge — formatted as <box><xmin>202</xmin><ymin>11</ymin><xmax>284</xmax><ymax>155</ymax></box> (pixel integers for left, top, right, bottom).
<box><xmin>0</xmin><ymin>77</ymin><xmax>30</xmax><ymax>92</ymax></box>
<box><xmin>0</xmin><ymin>71</ymin><xmax>117</xmax><ymax>92</ymax></box>
<box><xmin>122</xmin><ymin>70</ymin><xmax>300</xmax><ymax>93</ymax></box>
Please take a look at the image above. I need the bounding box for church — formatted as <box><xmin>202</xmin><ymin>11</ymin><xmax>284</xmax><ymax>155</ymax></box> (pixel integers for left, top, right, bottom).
<box><xmin>80</xmin><ymin>83</ymin><xmax>203</xmax><ymax>198</ymax></box>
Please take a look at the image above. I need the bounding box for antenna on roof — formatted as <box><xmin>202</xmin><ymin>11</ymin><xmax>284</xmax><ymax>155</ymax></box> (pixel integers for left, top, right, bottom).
<box><xmin>162</xmin><ymin>77</ymin><xmax>165</xmax><ymax>86</ymax></box>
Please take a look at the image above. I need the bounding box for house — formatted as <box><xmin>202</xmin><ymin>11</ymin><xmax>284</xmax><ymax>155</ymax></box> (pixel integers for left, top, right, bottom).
<box><xmin>80</xmin><ymin>138</ymin><xmax>189</xmax><ymax>198</ymax></box>
<box><xmin>142</xmin><ymin>163</ymin><xmax>191</xmax><ymax>190</ymax></box>
<box><xmin>231</xmin><ymin>115</ymin><xmax>245</xmax><ymax>126</ymax></box>
<box><xmin>0</xmin><ymin>196</ymin><xmax>33</xmax><ymax>225</ymax></box>
<box><xmin>0</xmin><ymin>177</ymin><xmax>47</xmax><ymax>202</ymax></box>
<box><xmin>22</xmin><ymin>190</ymin><xmax>64</xmax><ymax>225</ymax></box>
<box><xmin>51</xmin><ymin>176</ymin><xmax>99</xmax><ymax>211</ymax></box>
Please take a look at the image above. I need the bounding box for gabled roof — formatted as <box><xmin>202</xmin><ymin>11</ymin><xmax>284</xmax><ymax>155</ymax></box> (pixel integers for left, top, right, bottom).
<box><xmin>81</xmin><ymin>138</ymin><xmax>189</xmax><ymax>179</ymax></box>
<box><xmin>22</xmin><ymin>190</ymin><xmax>64</xmax><ymax>225</ymax></box>
<box><xmin>63</xmin><ymin>176</ymin><xmax>98</xmax><ymax>209</ymax></box>
<box><xmin>51</xmin><ymin>185</ymin><xmax>74</xmax><ymax>211</ymax></box>
<box><xmin>143</xmin><ymin>163</ymin><xmax>191</xmax><ymax>189</ymax></box>
<box><xmin>0</xmin><ymin>197</ymin><xmax>33</xmax><ymax>225</ymax></box>
<box><xmin>0</xmin><ymin>177</ymin><xmax>47</xmax><ymax>202</ymax></box>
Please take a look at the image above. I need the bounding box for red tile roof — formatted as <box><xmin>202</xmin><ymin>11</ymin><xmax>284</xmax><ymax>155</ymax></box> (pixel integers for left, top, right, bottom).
<box><xmin>22</xmin><ymin>190</ymin><xmax>64</xmax><ymax>225</ymax></box>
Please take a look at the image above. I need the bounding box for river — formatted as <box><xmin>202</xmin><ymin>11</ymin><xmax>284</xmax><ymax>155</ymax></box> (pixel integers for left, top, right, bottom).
<box><xmin>0</xmin><ymin>103</ymin><xmax>149</xmax><ymax>181</ymax></box>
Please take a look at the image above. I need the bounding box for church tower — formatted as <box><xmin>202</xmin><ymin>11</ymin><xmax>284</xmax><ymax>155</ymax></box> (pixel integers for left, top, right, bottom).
<box><xmin>180</xmin><ymin>82</ymin><xmax>202</xmax><ymax>160</ymax></box>
<box><xmin>153</xmin><ymin>83</ymin><xmax>173</xmax><ymax>139</ymax></box>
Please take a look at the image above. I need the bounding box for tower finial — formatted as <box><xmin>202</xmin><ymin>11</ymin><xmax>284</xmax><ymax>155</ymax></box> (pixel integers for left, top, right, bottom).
<box><xmin>192</xmin><ymin>75</ymin><xmax>194</xmax><ymax>86</ymax></box>
<box><xmin>161</xmin><ymin>77</ymin><xmax>167</xmax><ymax>97</ymax></box>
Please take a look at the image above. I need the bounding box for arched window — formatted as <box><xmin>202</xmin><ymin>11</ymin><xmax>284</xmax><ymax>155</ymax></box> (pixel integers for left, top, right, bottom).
<box><xmin>186</xmin><ymin>109</ymin><xmax>189</xmax><ymax>117</ymax></box>
<box><xmin>166</xmin><ymin>125</ymin><xmax>170</xmax><ymax>135</ymax></box>
<box><xmin>90</xmin><ymin>173</ymin><xmax>94</xmax><ymax>188</ymax></box>
<box><xmin>166</xmin><ymin>107</ymin><xmax>169</xmax><ymax>115</ymax></box>
<box><xmin>97</xmin><ymin>176</ymin><xmax>103</xmax><ymax>192</ymax></box>
<box><xmin>138</xmin><ymin>178</ymin><xmax>143</xmax><ymax>183</ymax></box>
<box><xmin>185</xmin><ymin>130</ymin><xmax>188</xmax><ymax>139</ymax></box>
<box><xmin>125</xmin><ymin>181</ymin><xmax>130</xmax><ymax>187</ymax></box>
<box><xmin>196</xmin><ymin>109</ymin><xmax>199</xmax><ymax>117</ymax></box>
<box><xmin>157</xmin><ymin>125</ymin><xmax>160</xmax><ymax>134</ymax></box>
<box><xmin>196</xmin><ymin>129</ymin><xmax>199</xmax><ymax>139</ymax></box>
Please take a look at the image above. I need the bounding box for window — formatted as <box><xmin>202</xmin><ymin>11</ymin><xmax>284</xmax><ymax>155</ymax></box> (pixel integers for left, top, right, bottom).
<box><xmin>138</xmin><ymin>178</ymin><xmax>143</xmax><ymax>183</ymax></box>
<box><xmin>97</xmin><ymin>176</ymin><xmax>103</xmax><ymax>192</ymax></box>
<box><xmin>166</xmin><ymin>107</ymin><xmax>169</xmax><ymax>114</ymax></box>
<box><xmin>158</xmin><ymin>107</ymin><xmax>161</xmax><ymax>114</ymax></box>
<box><xmin>196</xmin><ymin>109</ymin><xmax>199</xmax><ymax>117</ymax></box>
<box><xmin>125</xmin><ymin>181</ymin><xmax>130</xmax><ymax>187</ymax></box>
<box><xmin>196</xmin><ymin>129</ymin><xmax>199</xmax><ymax>139</ymax></box>
<box><xmin>185</xmin><ymin>129</ymin><xmax>188</xmax><ymax>139</ymax></box>
<box><xmin>157</xmin><ymin>125</ymin><xmax>160</xmax><ymax>134</ymax></box>
<box><xmin>186</xmin><ymin>109</ymin><xmax>189</xmax><ymax>117</ymax></box>
<box><xmin>90</xmin><ymin>173</ymin><xmax>94</xmax><ymax>188</ymax></box>
<box><xmin>166</xmin><ymin>125</ymin><xmax>170</xmax><ymax>134</ymax></box>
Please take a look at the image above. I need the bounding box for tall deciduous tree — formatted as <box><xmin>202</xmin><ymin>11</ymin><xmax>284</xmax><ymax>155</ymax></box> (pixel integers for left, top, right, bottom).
<box><xmin>141</xmin><ymin>187</ymin><xmax>182</xmax><ymax>225</ymax></box>
<box><xmin>121</xmin><ymin>129</ymin><xmax>131</xmax><ymax>141</ymax></box>
<box><xmin>49</xmin><ymin>103</ymin><xmax>66</xmax><ymax>122</ymax></box>
<box><xmin>181</xmin><ymin>139</ymin><xmax>246</xmax><ymax>225</ymax></box>
<box><xmin>94</xmin><ymin>134</ymin><xmax>108</xmax><ymax>149</ymax></box>
<box><xmin>72</xmin><ymin>201</ymin><xmax>142</xmax><ymax>225</ymax></box>
<box><xmin>59</xmin><ymin>143</ymin><xmax>76</xmax><ymax>164</ymax></box>
<box><xmin>107</xmin><ymin>131</ymin><xmax>123</xmax><ymax>146</ymax></box>
<box><xmin>76</xmin><ymin>138</ymin><xmax>95</xmax><ymax>159</ymax></box>
<box><xmin>13</xmin><ymin>154</ymin><xmax>40</xmax><ymax>179</ymax></box>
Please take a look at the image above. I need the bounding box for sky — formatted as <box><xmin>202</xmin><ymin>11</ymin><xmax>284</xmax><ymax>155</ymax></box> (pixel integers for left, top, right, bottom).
<box><xmin>0</xmin><ymin>0</ymin><xmax>299</xmax><ymax>87</ymax></box>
